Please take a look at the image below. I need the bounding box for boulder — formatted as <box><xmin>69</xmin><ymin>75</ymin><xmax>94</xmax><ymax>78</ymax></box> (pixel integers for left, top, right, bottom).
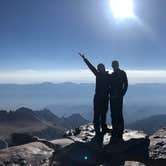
<box><xmin>0</xmin><ymin>124</ymin><xmax>166</xmax><ymax>166</ymax></box>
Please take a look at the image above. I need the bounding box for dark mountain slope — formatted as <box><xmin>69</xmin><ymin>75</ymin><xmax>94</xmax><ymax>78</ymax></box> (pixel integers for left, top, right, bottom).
<box><xmin>126</xmin><ymin>114</ymin><xmax>166</xmax><ymax>134</ymax></box>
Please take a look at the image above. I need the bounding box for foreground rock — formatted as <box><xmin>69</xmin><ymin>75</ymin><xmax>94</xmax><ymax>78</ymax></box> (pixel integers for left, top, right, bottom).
<box><xmin>148</xmin><ymin>127</ymin><xmax>166</xmax><ymax>166</ymax></box>
<box><xmin>0</xmin><ymin>124</ymin><xmax>165</xmax><ymax>166</ymax></box>
<box><xmin>0</xmin><ymin>142</ymin><xmax>53</xmax><ymax>165</ymax></box>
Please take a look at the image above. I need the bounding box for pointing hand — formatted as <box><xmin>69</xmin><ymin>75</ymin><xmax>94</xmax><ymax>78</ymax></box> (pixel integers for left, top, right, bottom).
<box><xmin>78</xmin><ymin>52</ymin><xmax>85</xmax><ymax>59</ymax></box>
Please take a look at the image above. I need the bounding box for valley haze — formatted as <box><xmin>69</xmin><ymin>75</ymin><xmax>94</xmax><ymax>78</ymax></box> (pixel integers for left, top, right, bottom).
<box><xmin>0</xmin><ymin>82</ymin><xmax>165</xmax><ymax>124</ymax></box>
<box><xmin>0</xmin><ymin>69</ymin><xmax>166</xmax><ymax>84</ymax></box>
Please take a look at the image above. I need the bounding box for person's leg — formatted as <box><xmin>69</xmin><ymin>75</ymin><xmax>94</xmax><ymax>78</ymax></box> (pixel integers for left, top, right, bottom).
<box><xmin>101</xmin><ymin>110</ymin><xmax>107</xmax><ymax>133</ymax></box>
<box><xmin>110</xmin><ymin>97</ymin><xmax>117</xmax><ymax>138</ymax></box>
<box><xmin>116</xmin><ymin>97</ymin><xmax>124</xmax><ymax>139</ymax></box>
<box><xmin>93</xmin><ymin>96</ymin><xmax>101</xmax><ymax>137</ymax></box>
<box><xmin>110</xmin><ymin>97</ymin><xmax>124</xmax><ymax>139</ymax></box>
<box><xmin>93</xmin><ymin>110</ymin><xmax>100</xmax><ymax>137</ymax></box>
<box><xmin>101</xmin><ymin>98</ymin><xmax>109</xmax><ymax>134</ymax></box>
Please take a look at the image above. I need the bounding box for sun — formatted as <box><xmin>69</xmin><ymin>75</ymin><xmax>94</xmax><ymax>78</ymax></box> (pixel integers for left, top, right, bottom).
<box><xmin>110</xmin><ymin>0</ymin><xmax>134</xmax><ymax>19</ymax></box>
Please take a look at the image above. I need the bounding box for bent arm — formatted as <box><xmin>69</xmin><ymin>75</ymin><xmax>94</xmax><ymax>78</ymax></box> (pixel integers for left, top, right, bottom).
<box><xmin>122</xmin><ymin>72</ymin><xmax>128</xmax><ymax>96</ymax></box>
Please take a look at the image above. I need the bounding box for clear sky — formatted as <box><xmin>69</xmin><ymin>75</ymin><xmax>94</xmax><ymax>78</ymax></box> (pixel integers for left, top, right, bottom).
<box><xmin>0</xmin><ymin>0</ymin><xmax>166</xmax><ymax>83</ymax></box>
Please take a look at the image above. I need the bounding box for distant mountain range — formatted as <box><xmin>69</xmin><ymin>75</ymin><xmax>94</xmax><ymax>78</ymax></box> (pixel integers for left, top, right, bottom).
<box><xmin>0</xmin><ymin>107</ymin><xmax>89</xmax><ymax>146</ymax></box>
<box><xmin>0</xmin><ymin>82</ymin><xmax>166</xmax><ymax>124</ymax></box>
<box><xmin>0</xmin><ymin>106</ymin><xmax>165</xmax><ymax>148</ymax></box>
<box><xmin>0</xmin><ymin>82</ymin><xmax>166</xmax><ymax>109</ymax></box>
<box><xmin>0</xmin><ymin>82</ymin><xmax>94</xmax><ymax>109</ymax></box>
<box><xmin>46</xmin><ymin>104</ymin><xmax>166</xmax><ymax>124</ymax></box>
<box><xmin>126</xmin><ymin>114</ymin><xmax>166</xmax><ymax>135</ymax></box>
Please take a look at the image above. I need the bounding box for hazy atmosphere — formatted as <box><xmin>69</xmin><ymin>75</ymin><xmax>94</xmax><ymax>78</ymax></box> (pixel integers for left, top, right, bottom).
<box><xmin>0</xmin><ymin>0</ymin><xmax>166</xmax><ymax>84</ymax></box>
<box><xmin>0</xmin><ymin>1</ymin><xmax>166</xmax><ymax>165</ymax></box>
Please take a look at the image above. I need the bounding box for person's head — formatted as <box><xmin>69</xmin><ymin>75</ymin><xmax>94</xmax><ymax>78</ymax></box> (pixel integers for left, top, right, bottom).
<box><xmin>112</xmin><ymin>60</ymin><xmax>119</xmax><ymax>71</ymax></box>
<box><xmin>97</xmin><ymin>63</ymin><xmax>105</xmax><ymax>73</ymax></box>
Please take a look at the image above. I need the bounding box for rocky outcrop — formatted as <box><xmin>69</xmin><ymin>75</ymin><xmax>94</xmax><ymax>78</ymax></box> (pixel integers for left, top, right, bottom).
<box><xmin>0</xmin><ymin>139</ymin><xmax>8</xmax><ymax>149</ymax></box>
<box><xmin>0</xmin><ymin>107</ymin><xmax>89</xmax><ymax>147</ymax></box>
<box><xmin>149</xmin><ymin>127</ymin><xmax>166</xmax><ymax>159</ymax></box>
<box><xmin>62</xmin><ymin>124</ymin><xmax>150</xmax><ymax>166</ymax></box>
<box><xmin>0</xmin><ymin>142</ymin><xmax>53</xmax><ymax>166</ymax></box>
<box><xmin>148</xmin><ymin>127</ymin><xmax>166</xmax><ymax>166</ymax></box>
<box><xmin>0</xmin><ymin>124</ymin><xmax>165</xmax><ymax>166</ymax></box>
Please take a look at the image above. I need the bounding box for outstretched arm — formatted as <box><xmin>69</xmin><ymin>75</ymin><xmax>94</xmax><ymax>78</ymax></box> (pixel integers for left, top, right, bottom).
<box><xmin>79</xmin><ymin>53</ymin><xmax>97</xmax><ymax>75</ymax></box>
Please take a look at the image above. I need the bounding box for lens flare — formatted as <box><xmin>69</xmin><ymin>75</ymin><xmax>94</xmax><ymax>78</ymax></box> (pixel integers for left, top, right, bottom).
<box><xmin>84</xmin><ymin>156</ymin><xmax>88</xmax><ymax>160</ymax></box>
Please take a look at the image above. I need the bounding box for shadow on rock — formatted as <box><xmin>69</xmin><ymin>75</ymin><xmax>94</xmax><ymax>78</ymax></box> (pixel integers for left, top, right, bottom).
<box><xmin>52</xmin><ymin>137</ymin><xmax>150</xmax><ymax>166</ymax></box>
<box><xmin>52</xmin><ymin>137</ymin><xmax>166</xmax><ymax>166</ymax></box>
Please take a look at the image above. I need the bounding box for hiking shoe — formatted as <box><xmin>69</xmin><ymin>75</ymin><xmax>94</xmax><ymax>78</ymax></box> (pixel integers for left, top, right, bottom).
<box><xmin>91</xmin><ymin>135</ymin><xmax>103</xmax><ymax>144</ymax></box>
<box><xmin>109</xmin><ymin>136</ymin><xmax>124</xmax><ymax>144</ymax></box>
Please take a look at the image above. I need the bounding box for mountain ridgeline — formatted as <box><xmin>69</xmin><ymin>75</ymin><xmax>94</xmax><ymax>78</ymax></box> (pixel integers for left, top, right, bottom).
<box><xmin>0</xmin><ymin>107</ymin><xmax>89</xmax><ymax>147</ymax></box>
<box><xmin>126</xmin><ymin>114</ymin><xmax>166</xmax><ymax>135</ymax></box>
<box><xmin>0</xmin><ymin>82</ymin><xmax>166</xmax><ymax>109</ymax></box>
<box><xmin>0</xmin><ymin>82</ymin><xmax>166</xmax><ymax>125</ymax></box>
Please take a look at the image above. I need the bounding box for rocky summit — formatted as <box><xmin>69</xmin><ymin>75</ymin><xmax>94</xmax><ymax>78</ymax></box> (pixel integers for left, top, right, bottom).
<box><xmin>0</xmin><ymin>124</ymin><xmax>165</xmax><ymax>166</ymax></box>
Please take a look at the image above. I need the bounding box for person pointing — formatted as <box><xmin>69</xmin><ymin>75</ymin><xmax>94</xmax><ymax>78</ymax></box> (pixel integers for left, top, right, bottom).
<box><xmin>79</xmin><ymin>53</ymin><xmax>110</xmax><ymax>142</ymax></box>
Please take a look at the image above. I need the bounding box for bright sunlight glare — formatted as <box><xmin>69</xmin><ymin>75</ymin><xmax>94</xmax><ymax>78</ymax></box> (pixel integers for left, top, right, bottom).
<box><xmin>110</xmin><ymin>0</ymin><xmax>134</xmax><ymax>18</ymax></box>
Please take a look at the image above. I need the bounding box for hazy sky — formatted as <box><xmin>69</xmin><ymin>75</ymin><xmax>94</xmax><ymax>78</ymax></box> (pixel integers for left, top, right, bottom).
<box><xmin>0</xmin><ymin>0</ymin><xmax>166</xmax><ymax>83</ymax></box>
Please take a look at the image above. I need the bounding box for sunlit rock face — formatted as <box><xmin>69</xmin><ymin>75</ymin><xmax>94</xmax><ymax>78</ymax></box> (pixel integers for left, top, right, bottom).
<box><xmin>149</xmin><ymin>127</ymin><xmax>166</xmax><ymax>160</ymax></box>
<box><xmin>0</xmin><ymin>124</ymin><xmax>165</xmax><ymax>166</ymax></box>
<box><xmin>0</xmin><ymin>142</ymin><xmax>53</xmax><ymax>166</ymax></box>
<box><xmin>64</xmin><ymin>124</ymin><xmax>147</xmax><ymax>144</ymax></box>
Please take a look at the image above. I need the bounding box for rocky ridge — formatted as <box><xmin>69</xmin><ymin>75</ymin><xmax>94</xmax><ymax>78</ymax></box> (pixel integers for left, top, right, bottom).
<box><xmin>0</xmin><ymin>107</ymin><xmax>89</xmax><ymax>147</ymax></box>
<box><xmin>0</xmin><ymin>124</ymin><xmax>165</xmax><ymax>166</ymax></box>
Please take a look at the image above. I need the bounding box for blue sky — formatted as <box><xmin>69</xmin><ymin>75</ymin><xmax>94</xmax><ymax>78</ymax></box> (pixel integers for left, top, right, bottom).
<box><xmin>0</xmin><ymin>0</ymin><xmax>166</xmax><ymax>83</ymax></box>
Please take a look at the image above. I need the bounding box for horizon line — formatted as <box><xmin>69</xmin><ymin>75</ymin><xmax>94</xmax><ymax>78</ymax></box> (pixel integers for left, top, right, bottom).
<box><xmin>0</xmin><ymin>69</ymin><xmax>166</xmax><ymax>84</ymax></box>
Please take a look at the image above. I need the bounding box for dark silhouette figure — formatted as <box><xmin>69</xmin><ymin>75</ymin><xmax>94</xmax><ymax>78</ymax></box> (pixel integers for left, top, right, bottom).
<box><xmin>79</xmin><ymin>53</ymin><xmax>109</xmax><ymax>141</ymax></box>
<box><xmin>109</xmin><ymin>60</ymin><xmax>128</xmax><ymax>141</ymax></box>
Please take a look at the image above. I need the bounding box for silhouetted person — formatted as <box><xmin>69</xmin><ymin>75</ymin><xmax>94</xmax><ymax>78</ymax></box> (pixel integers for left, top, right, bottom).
<box><xmin>79</xmin><ymin>53</ymin><xmax>109</xmax><ymax>141</ymax></box>
<box><xmin>109</xmin><ymin>60</ymin><xmax>128</xmax><ymax>141</ymax></box>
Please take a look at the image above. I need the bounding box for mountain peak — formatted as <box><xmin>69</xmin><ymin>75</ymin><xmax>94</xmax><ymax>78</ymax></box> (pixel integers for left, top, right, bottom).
<box><xmin>16</xmin><ymin>107</ymin><xmax>33</xmax><ymax>112</ymax></box>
